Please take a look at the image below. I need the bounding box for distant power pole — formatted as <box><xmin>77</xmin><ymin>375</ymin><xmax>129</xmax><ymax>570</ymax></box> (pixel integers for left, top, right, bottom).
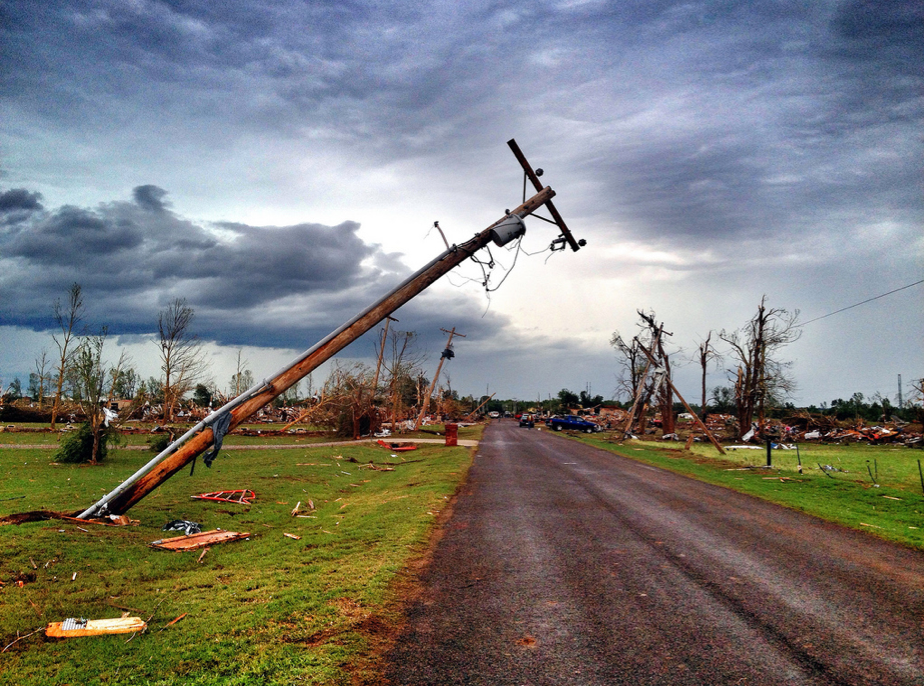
<box><xmin>898</xmin><ymin>374</ymin><xmax>903</xmax><ymax>407</ymax></box>
<box><xmin>414</xmin><ymin>327</ymin><xmax>465</xmax><ymax>430</ymax></box>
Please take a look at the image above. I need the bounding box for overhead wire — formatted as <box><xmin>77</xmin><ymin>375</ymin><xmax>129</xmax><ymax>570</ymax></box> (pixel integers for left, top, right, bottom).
<box><xmin>799</xmin><ymin>279</ymin><xmax>923</xmax><ymax>326</ymax></box>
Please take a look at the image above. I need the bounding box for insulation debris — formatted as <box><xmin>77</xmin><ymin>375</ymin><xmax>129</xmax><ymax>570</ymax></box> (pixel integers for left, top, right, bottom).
<box><xmin>46</xmin><ymin>616</ymin><xmax>146</xmax><ymax>638</ymax></box>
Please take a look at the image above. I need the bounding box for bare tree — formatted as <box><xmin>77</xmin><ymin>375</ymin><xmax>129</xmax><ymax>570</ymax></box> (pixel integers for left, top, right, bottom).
<box><xmin>157</xmin><ymin>298</ymin><xmax>206</xmax><ymax>422</ymax></box>
<box><xmin>908</xmin><ymin>378</ymin><xmax>924</xmax><ymax>425</ymax></box>
<box><xmin>719</xmin><ymin>296</ymin><xmax>801</xmax><ymax>439</ymax></box>
<box><xmin>51</xmin><ymin>283</ymin><xmax>84</xmax><ymax>428</ymax></box>
<box><xmin>31</xmin><ymin>350</ymin><xmax>52</xmax><ymax>409</ymax></box>
<box><xmin>612</xmin><ymin>311</ymin><xmax>677</xmax><ymax>435</ymax></box>
<box><xmin>230</xmin><ymin>349</ymin><xmax>252</xmax><ymax>397</ymax></box>
<box><xmin>610</xmin><ymin>331</ymin><xmax>645</xmax><ymax>402</ymax></box>
<box><xmin>695</xmin><ymin>332</ymin><xmax>720</xmax><ymax>421</ymax></box>
<box><xmin>68</xmin><ymin>329</ymin><xmax>127</xmax><ymax>463</ymax></box>
<box><xmin>638</xmin><ymin>311</ymin><xmax>676</xmax><ymax>435</ymax></box>
<box><xmin>382</xmin><ymin>329</ymin><xmax>426</xmax><ymax>426</ymax></box>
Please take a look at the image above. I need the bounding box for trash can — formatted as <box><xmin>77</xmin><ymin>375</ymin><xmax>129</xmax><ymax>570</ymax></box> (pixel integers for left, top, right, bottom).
<box><xmin>445</xmin><ymin>423</ymin><xmax>458</xmax><ymax>447</ymax></box>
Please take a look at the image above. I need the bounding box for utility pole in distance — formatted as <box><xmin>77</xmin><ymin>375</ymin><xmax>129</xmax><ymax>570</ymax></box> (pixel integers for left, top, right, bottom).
<box><xmin>414</xmin><ymin>327</ymin><xmax>465</xmax><ymax>430</ymax></box>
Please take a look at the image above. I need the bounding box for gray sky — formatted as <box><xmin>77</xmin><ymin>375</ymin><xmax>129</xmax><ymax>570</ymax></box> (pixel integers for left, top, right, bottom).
<box><xmin>1</xmin><ymin>0</ymin><xmax>921</xmax><ymax>407</ymax></box>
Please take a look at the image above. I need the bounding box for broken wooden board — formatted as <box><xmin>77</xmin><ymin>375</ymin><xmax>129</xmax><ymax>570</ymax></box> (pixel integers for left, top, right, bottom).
<box><xmin>377</xmin><ymin>439</ymin><xmax>418</xmax><ymax>452</ymax></box>
<box><xmin>46</xmin><ymin>616</ymin><xmax>146</xmax><ymax>638</ymax></box>
<box><xmin>190</xmin><ymin>489</ymin><xmax>255</xmax><ymax>505</ymax></box>
<box><xmin>59</xmin><ymin>514</ymin><xmax>139</xmax><ymax>527</ymax></box>
<box><xmin>149</xmin><ymin>529</ymin><xmax>250</xmax><ymax>551</ymax></box>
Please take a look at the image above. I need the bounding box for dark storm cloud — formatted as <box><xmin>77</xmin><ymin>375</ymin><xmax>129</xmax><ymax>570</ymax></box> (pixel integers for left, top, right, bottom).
<box><xmin>0</xmin><ymin>188</ymin><xmax>43</xmax><ymax>212</ymax></box>
<box><xmin>0</xmin><ymin>188</ymin><xmax>44</xmax><ymax>228</ymax></box>
<box><xmin>133</xmin><ymin>184</ymin><xmax>170</xmax><ymax>211</ymax></box>
<box><xmin>570</xmin><ymin>0</ymin><xmax>924</xmax><ymax>242</ymax></box>
<box><xmin>0</xmin><ymin>185</ymin><xmax>401</xmax><ymax>342</ymax></box>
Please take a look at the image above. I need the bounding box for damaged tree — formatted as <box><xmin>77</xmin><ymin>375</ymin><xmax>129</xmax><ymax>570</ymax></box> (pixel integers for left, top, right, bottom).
<box><xmin>75</xmin><ymin>139</ymin><xmax>582</xmax><ymax>519</ymax></box>
<box><xmin>50</xmin><ymin>283</ymin><xmax>84</xmax><ymax>429</ymax></box>
<box><xmin>157</xmin><ymin>298</ymin><xmax>207</xmax><ymax>423</ymax></box>
<box><xmin>638</xmin><ymin>311</ymin><xmax>676</xmax><ymax>436</ymax></box>
<box><xmin>614</xmin><ymin>310</ymin><xmax>675</xmax><ymax>436</ymax></box>
<box><xmin>695</xmin><ymin>331</ymin><xmax>720</xmax><ymax>422</ymax></box>
<box><xmin>58</xmin><ymin>329</ymin><xmax>127</xmax><ymax>464</ymax></box>
<box><xmin>719</xmin><ymin>296</ymin><xmax>800</xmax><ymax>439</ymax></box>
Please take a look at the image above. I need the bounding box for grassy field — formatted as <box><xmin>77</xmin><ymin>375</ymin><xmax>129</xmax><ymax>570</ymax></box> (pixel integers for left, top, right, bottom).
<box><xmin>0</xmin><ymin>427</ymin><xmax>480</xmax><ymax>685</ymax></box>
<box><xmin>573</xmin><ymin>433</ymin><xmax>924</xmax><ymax>550</ymax></box>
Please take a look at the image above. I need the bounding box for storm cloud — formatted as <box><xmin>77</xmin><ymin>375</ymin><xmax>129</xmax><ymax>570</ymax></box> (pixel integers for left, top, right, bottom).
<box><xmin>1</xmin><ymin>185</ymin><xmax>400</xmax><ymax>339</ymax></box>
<box><xmin>0</xmin><ymin>0</ymin><xmax>920</xmax><ymax>403</ymax></box>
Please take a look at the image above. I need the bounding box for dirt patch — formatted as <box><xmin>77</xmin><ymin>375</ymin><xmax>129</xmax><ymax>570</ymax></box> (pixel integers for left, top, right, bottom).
<box><xmin>0</xmin><ymin>510</ymin><xmax>58</xmax><ymax>526</ymax></box>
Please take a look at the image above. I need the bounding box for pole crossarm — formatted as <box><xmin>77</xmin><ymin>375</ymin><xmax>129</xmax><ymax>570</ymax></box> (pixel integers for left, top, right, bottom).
<box><xmin>507</xmin><ymin>139</ymin><xmax>582</xmax><ymax>252</ymax></box>
<box><xmin>77</xmin><ymin>185</ymin><xmax>557</xmax><ymax>518</ymax></box>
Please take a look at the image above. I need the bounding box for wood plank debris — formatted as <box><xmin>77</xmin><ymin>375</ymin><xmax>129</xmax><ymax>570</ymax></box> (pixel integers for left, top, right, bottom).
<box><xmin>190</xmin><ymin>489</ymin><xmax>255</xmax><ymax>505</ymax></box>
<box><xmin>46</xmin><ymin>616</ymin><xmax>146</xmax><ymax>638</ymax></box>
<box><xmin>149</xmin><ymin>529</ymin><xmax>250</xmax><ymax>551</ymax></box>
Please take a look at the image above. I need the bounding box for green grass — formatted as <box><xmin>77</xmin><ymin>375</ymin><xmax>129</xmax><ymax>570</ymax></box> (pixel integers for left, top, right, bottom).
<box><xmin>0</xmin><ymin>430</ymin><xmax>480</xmax><ymax>685</ymax></box>
<box><xmin>571</xmin><ymin>434</ymin><xmax>924</xmax><ymax>550</ymax></box>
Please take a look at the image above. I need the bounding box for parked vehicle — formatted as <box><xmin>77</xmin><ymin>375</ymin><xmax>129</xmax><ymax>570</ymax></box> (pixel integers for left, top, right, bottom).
<box><xmin>519</xmin><ymin>414</ymin><xmax>535</xmax><ymax>428</ymax></box>
<box><xmin>547</xmin><ymin>415</ymin><xmax>602</xmax><ymax>433</ymax></box>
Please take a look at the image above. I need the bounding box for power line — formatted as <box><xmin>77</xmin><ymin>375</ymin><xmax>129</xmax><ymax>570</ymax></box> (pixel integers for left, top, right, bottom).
<box><xmin>800</xmin><ymin>279</ymin><xmax>924</xmax><ymax>326</ymax></box>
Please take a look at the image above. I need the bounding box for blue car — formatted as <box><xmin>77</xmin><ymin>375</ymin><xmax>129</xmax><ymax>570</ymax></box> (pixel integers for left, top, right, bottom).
<box><xmin>547</xmin><ymin>415</ymin><xmax>602</xmax><ymax>433</ymax></box>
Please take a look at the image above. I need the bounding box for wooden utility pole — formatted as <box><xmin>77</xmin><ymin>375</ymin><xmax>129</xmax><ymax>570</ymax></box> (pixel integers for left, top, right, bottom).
<box><xmin>413</xmin><ymin>327</ymin><xmax>465</xmax><ymax>430</ymax></box>
<box><xmin>370</xmin><ymin>316</ymin><xmax>397</xmax><ymax>402</ymax></box>
<box><xmin>76</xmin><ymin>139</ymin><xmax>582</xmax><ymax>519</ymax></box>
<box><xmin>464</xmin><ymin>392</ymin><xmax>496</xmax><ymax>421</ymax></box>
<box><xmin>635</xmin><ymin>341</ymin><xmax>726</xmax><ymax>455</ymax></box>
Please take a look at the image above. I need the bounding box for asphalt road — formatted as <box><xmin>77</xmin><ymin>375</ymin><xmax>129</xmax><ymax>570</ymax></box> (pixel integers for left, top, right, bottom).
<box><xmin>385</xmin><ymin>420</ymin><xmax>924</xmax><ymax>685</ymax></box>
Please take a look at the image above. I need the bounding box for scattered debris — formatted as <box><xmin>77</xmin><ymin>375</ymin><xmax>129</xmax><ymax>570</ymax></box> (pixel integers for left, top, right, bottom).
<box><xmin>150</xmin><ymin>530</ymin><xmax>250</xmax><ymax>551</ymax></box>
<box><xmin>191</xmin><ymin>489</ymin><xmax>255</xmax><ymax>505</ymax></box>
<box><xmin>162</xmin><ymin>519</ymin><xmax>201</xmax><ymax>535</ymax></box>
<box><xmin>159</xmin><ymin>613</ymin><xmax>188</xmax><ymax>631</ymax></box>
<box><xmin>46</xmin><ymin>616</ymin><xmax>146</xmax><ymax>638</ymax></box>
<box><xmin>283</xmin><ymin>533</ymin><xmax>301</xmax><ymax>540</ymax></box>
<box><xmin>2</xmin><ymin>627</ymin><xmax>44</xmax><ymax>653</ymax></box>
<box><xmin>377</xmin><ymin>439</ymin><xmax>417</xmax><ymax>452</ymax></box>
<box><xmin>58</xmin><ymin>514</ymin><xmax>138</xmax><ymax>527</ymax></box>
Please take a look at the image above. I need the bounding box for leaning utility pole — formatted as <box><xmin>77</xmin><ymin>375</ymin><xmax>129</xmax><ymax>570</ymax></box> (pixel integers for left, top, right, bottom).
<box><xmin>75</xmin><ymin>139</ymin><xmax>583</xmax><ymax>520</ymax></box>
<box><xmin>371</xmin><ymin>316</ymin><xmax>398</xmax><ymax>399</ymax></box>
<box><xmin>464</xmin><ymin>392</ymin><xmax>496</xmax><ymax>422</ymax></box>
<box><xmin>635</xmin><ymin>340</ymin><xmax>726</xmax><ymax>455</ymax></box>
<box><xmin>413</xmin><ymin>327</ymin><xmax>465</xmax><ymax>430</ymax></box>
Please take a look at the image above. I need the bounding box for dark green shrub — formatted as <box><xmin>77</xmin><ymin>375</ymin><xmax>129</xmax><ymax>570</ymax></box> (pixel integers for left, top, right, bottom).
<box><xmin>148</xmin><ymin>432</ymin><xmax>173</xmax><ymax>453</ymax></box>
<box><xmin>56</xmin><ymin>423</ymin><xmax>114</xmax><ymax>463</ymax></box>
